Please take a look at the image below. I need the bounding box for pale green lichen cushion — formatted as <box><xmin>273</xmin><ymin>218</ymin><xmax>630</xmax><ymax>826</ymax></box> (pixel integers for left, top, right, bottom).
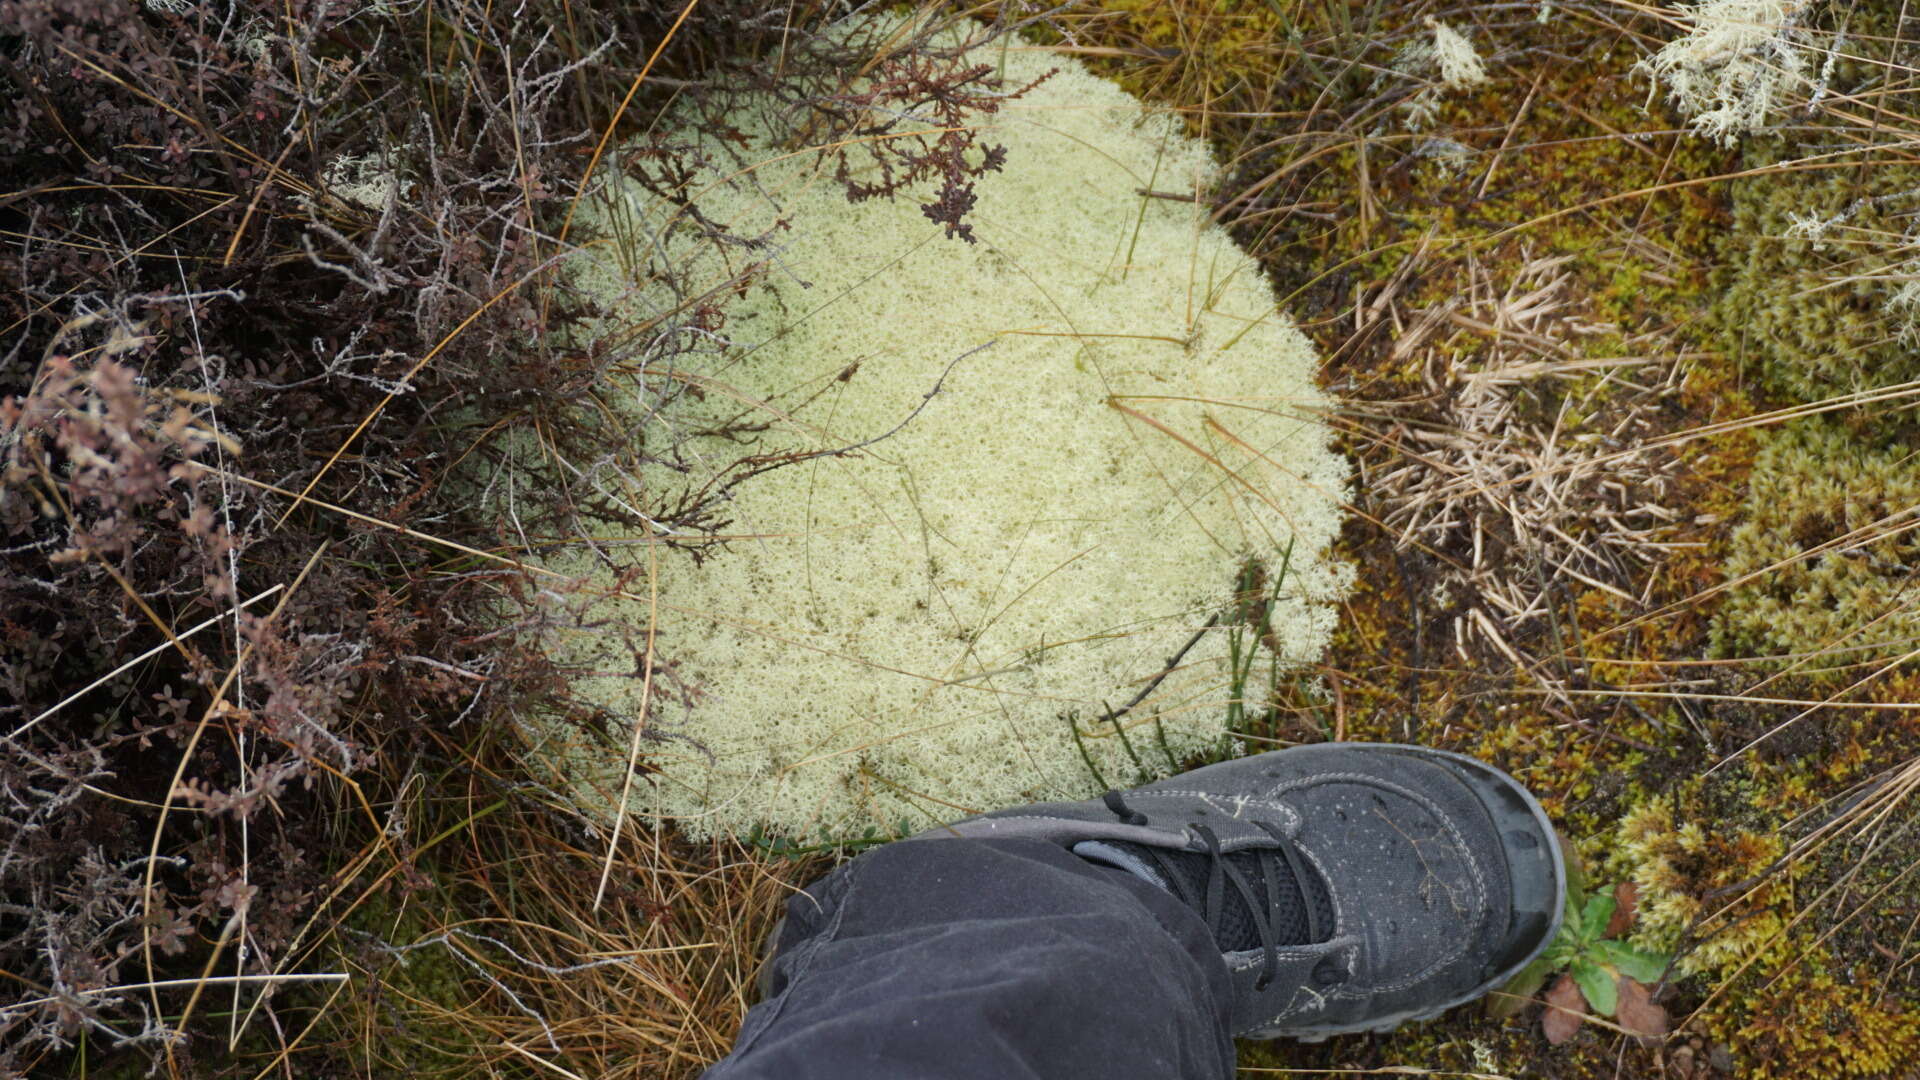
<box><xmin>549</xmin><ymin>19</ymin><xmax>1352</xmax><ymax>841</ymax></box>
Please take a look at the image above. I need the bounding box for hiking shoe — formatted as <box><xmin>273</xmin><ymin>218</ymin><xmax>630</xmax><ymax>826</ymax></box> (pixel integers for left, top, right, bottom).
<box><xmin>914</xmin><ymin>741</ymin><xmax>1565</xmax><ymax>1041</ymax></box>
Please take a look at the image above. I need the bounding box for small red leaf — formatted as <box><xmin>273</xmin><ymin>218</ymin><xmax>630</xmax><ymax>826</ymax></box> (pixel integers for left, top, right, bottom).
<box><xmin>1615</xmin><ymin>975</ymin><xmax>1671</xmax><ymax>1041</ymax></box>
<box><xmin>1605</xmin><ymin>881</ymin><xmax>1640</xmax><ymax>939</ymax></box>
<box><xmin>1542</xmin><ymin>972</ymin><xmax>1586</xmax><ymax>1045</ymax></box>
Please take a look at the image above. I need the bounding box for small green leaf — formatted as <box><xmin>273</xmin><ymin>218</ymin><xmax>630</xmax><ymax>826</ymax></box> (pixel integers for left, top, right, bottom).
<box><xmin>1594</xmin><ymin>939</ymin><xmax>1670</xmax><ymax>984</ymax></box>
<box><xmin>1557</xmin><ymin>829</ymin><xmax>1587</xmax><ymax>901</ymax></box>
<box><xmin>1579</xmin><ymin>894</ymin><xmax>1617</xmax><ymax>940</ymax></box>
<box><xmin>1488</xmin><ymin>952</ymin><xmax>1556</xmax><ymax>1019</ymax></box>
<box><xmin>1544</xmin><ymin>938</ymin><xmax>1579</xmax><ymax>969</ymax></box>
<box><xmin>1571</xmin><ymin>957</ymin><xmax>1618</xmax><ymax>1017</ymax></box>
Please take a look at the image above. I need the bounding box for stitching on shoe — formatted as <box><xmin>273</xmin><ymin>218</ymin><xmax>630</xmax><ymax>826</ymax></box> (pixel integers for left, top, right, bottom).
<box><xmin>1227</xmin><ymin>943</ymin><xmax>1334</xmax><ymax>970</ymax></box>
<box><xmin>1125</xmin><ymin>790</ymin><xmax>1304</xmax><ymax>832</ymax></box>
<box><xmin>1244</xmin><ymin>942</ymin><xmax>1360</xmax><ymax>1024</ymax></box>
<box><xmin>1251</xmin><ymin>771</ymin><xmax>1490</xmax><ymax>997</ymax></box>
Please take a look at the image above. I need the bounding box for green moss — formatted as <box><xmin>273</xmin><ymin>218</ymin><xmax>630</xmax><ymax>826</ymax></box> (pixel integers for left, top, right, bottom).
<box><xmin>1710</xmin><ymin>141</ymin><xmax>1920</xmax><ymax>402</ymax></box>
<box><xmin>1711</xmin><ymin>416</ymin><xmax>1920</xmax><ymax>667</ymax></box>
<box><xmin>1607</xmin><ymin>769</ymin><xmax>1920</xmax><ymax>1079</ymax></box>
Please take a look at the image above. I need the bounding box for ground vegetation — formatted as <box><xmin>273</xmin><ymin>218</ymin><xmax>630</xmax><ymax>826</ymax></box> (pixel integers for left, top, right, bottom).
<box><xmin>4</xmin><ymin>1</ymin><xmax>1919</xmax><ymax>1078</ymax></box>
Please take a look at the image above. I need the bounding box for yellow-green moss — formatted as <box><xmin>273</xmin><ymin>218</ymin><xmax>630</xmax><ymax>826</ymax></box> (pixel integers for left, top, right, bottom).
<box><xmin>1711</xmin><ymin>143</ymin><xmax>1920</xmax><ymax>402</ymax></box>
<box><xmin>1711</xmin><ymin>416</ymin><xmax>1920</xmax><ymax>667</ymax></box>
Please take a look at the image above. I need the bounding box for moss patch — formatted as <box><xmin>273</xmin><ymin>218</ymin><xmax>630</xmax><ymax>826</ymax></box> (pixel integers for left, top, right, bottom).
<box><xmin>1712</xmin><ymin>416</ymin><xmax>1920</xmax><ymax>667</ymax></box>
<box><xmin>1712</xmin><ymin>142</ymin><xmax>1920</xmax><ymax>403</ymax></box>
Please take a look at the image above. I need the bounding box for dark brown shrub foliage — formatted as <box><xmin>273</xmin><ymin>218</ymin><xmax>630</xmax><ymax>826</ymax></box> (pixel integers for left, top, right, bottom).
<box><xmin>0</xmin><ymin>2</ymin><xmax>1061</xmax><ymax>1074</ymax></box>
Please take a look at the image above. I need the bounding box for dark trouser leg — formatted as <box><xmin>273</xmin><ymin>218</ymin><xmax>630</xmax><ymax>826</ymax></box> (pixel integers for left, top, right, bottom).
<box><xmin>704</xmin><ymin>836</ymin><xmax>1237</xmax><ymax>1080</ymax></box>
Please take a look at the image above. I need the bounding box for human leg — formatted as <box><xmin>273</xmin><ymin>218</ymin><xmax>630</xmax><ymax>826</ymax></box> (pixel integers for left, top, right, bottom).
<box><xmin>705</xmin><ymin>743</ymin><xmax>1566</xmax><ymax>1077</ymax></box>
<box><xmin>705</xmin><ymin>835</ymin><xmax>1238</xmax><ymax>1080</ymax></box>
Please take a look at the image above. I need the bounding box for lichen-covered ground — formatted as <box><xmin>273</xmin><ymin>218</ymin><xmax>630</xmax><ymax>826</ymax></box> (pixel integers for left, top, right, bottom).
<box><xmin>7</xmin><ymin>2</ymin><xmax>1918</xmax><ymax>1077</ymax></box>
<box><xmin>1052</xmin><ymin>3</ymin><xmax>1920</xmax><ymax>1076</ymax></box>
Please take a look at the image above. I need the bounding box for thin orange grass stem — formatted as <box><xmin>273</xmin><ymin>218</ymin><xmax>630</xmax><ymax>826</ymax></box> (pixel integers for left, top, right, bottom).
<box><xmin>553</xmin><ymin>0</ymin><xmax>703</xmax><ymax>255</ymax></box>
<box><xmin>502</xmin><ymin>1040</ymin><xmax>590</xmax><ymax>1080</ymax></box>
<box><xmin>235</xmin><ymin>794</ymin><xmax>507</xmax><ymax>1038</ymax></box>
<box><xmin>1598</xmin><ymin>506</ymin><xmax>1920</xmax><ymax>644</ymax></box>
<box><xmin>243</xmin><ymin>978</ymin><xmax>349</xmax><ymax>1080</ymax></box>
<box><xmin>1195</xmin><ymin>411</ymin><xmax>1469</xmax><ymax>574</ymax></box>
<box><xmin>222</xmin><ymin>118</ymin><xmax>314</xmax><ymax>266</ymax></box>
<box><xmin>1737</xmin><ymin>590</ymin><xmax>1920</xmax><ymax>697</ymax></box>
<box><xmin>1489</xmin><ymin>155</ymin><xmax>1920</xmax><ymax>245</ymax></box>
<box><xmin>167</xmin><ymin>905</ymin><xmax>247</xmax><ymax>1052</ymax></box>
<box><xmin>52</xmin><ymin>46</ymin><xmax>281</xmax><ymax>172</ymax></box>
<box><xmin>1112</xmin><ymin>399</ymin><xmax>1463</xmax><ymax>574</ymax></box>
<box><xmin>1678</xmin><ymin>762</ymin><xmax>1920</xmax><ymax>1029</ymax></box>
<box><xmin>1525</xmin><ymin>687</ymin><xmax>1920</xmax><ymax>710</ymax></box>
<box><xmin>1707</xmin><ymin>638</ymin><xmax>1920</xmax><ymax>776</ymax></box>
<box><xmin>593</xmin><ymin>538</ymin><xmax>660</xmax><ymax>912</ymax></box>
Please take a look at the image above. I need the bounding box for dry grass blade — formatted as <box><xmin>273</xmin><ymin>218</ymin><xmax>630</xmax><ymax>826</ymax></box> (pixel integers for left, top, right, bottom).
<box><xmin>594</xmin><ymin>539</ymin><xmax>661</xmax><ymax>913</ymax></box>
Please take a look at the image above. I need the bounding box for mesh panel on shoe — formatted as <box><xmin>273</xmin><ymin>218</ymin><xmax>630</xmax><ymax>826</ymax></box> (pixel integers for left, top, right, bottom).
<box><xmin>1121</xmin><ymin>843</ymin><xmax>1335</xmax><ymax>950</ymax></box>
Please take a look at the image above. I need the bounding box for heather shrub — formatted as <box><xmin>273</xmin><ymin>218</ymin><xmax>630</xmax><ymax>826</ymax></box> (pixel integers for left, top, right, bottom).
<box><xmin>0</xmin><ymin>0</ymin><xmax>780</xmax><ymax>1070</ymax></box>
<box><xmin>532</xmin><ymin>16</ymin><xmax>1352</xmax><ymax>841</ymax></box>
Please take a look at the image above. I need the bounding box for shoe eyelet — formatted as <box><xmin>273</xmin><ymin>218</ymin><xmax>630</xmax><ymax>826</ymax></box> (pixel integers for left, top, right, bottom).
<box><xmin>1253</xmin><ymin>974</ymin><xmax>1273</xmax><ymax>992</ymax></box>
<box><xmin>1310</xmin><ymin>957</ymin><xmax>1344</xmax><ymax>987</ymax></box>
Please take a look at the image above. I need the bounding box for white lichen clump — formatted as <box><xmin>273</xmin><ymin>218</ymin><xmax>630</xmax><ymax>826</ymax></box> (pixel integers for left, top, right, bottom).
<box><xmin>318</xmin><ymin>150</ymin><xmax>412</xmax><ymax>212</ymax></box>
<box><xmin>1637</xmin><ymin>0</ymin><xmax>1814</xmax><ymax>145</ymax></box>
<box><xmin>1427</xmin><ymin>19</ymin><xmax>1490</xmax><ymax>91</ymax></box>
<box><xmin>1393</xmin><ymin>19</ymin><xmax>1490</xmax><ymax>130</ymax></box>
<box><xmin>551</xmin><ymin>20</ymin><xmax>1350</xmax><ymax>840</ymax></box>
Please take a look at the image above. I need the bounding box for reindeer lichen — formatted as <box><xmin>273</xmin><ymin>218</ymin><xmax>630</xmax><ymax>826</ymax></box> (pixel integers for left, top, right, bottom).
<box><xmin>546</xmin><ymin>17</ymin><xmax>1351</xmax><ymax>839</ymax></box>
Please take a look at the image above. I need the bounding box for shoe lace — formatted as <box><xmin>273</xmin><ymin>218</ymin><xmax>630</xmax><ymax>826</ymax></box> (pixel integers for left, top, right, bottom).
<box><xmin>1103</xmin><ymin>791</ymin><xmax>1325</xmax><ymax>991</ymax></box>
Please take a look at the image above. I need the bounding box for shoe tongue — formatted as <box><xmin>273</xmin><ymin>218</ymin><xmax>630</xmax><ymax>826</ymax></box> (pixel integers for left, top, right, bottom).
<box><xmin>1073</xmin><ymin>840</ymin><xmax>1176</xmax><ymax>889</ymax></box>
<box><xmin>1075</xmin><ymin>839</ymin><xmax>1332</xmax><ymax>950</ymax></box>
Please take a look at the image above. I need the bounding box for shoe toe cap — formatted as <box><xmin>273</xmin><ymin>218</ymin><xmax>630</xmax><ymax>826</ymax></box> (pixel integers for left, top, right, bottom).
<box><xmin>1423</xmin><ymin>751</ymin><xmax>1566</xmax><ymax>981</ymax></box>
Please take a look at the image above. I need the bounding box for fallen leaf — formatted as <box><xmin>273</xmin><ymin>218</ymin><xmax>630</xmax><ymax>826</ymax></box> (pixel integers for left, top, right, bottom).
<box><xmin>1542</xmin><ymin>972</ymin><xmax>1586</xmax><ymax>1045</ymax></box>
<box><xmin>1605</xmin><ymin>881</ymin><xmax>1640</xmax><ymax>938</ymax></box>
<box><xmin>1616</xmin><ymin>975</ymin><xmax>1671</xmax><ymax>1041</ymax></box>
